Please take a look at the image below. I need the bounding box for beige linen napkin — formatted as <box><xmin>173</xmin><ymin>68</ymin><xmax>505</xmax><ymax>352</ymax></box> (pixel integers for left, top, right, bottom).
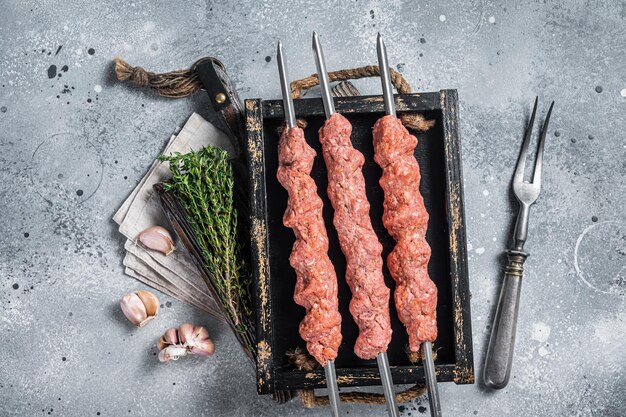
<box><xmin>113</xmin><ymin>113</ymin><xmax>236</xmax><ymax>319</ymax></box>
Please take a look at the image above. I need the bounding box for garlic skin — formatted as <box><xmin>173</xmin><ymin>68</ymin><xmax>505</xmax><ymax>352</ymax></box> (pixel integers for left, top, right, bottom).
<box><xmin>120</xmin><ymin>290</ymin><xmax>160</xmax><ymax>327</ymax></box>
<box><xmin>137</xmin><ymin>226</ymin><xmax>175</xmax><ymax>256</ymax></box>
<box><xmin>157</xmin><ymin>323</ymin><xmax>215</xmax><ymax>362</ymax></box>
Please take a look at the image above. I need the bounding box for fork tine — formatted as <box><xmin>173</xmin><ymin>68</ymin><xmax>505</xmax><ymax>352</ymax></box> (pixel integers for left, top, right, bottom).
<box><xmin>331</xmin><ymin>81</ymin><xmax>361</xmax><ymax>98</ymax></box>
<box><xmin>331</xmin><ymin>82</ymin><xmax>343</xmax><ymax>97</ymax></box>
<box><xmin>532</xmin><ymin>101</ymin><xmax>555</xmax><ymax>184</ymax></box>
<box><xmin>513</xmin><ymin>97</ymin><xmax>539</xmax><ymax>184</ymax></box>
<box><xmin>346</xmin><ymin>81</ymin><xmax>360</xmax><ymax>96</ymax></box>
<box><xmin>338</xmin><ymin>82</ymin><xmax>349</xmax><ymax>97</ymax></box>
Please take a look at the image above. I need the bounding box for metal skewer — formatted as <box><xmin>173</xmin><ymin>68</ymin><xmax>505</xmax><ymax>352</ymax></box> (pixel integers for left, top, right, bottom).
<box><xmin>324</xmin><ymin>357</ymin><xmax>342</xmax><ymax>417</ymax></box>
<box><xmin>277</xmin><ymin>41</ymin><xmax>297</xmax><ymax>129</ymax></box>
<box><xmin>313</xmin><ymin>31</ymin><xmax>399</xmax><ymax>417</ymax></box>
<box><xmin>377</xmin><ymin>33</ymin><xmax>396</xmax><ymax>118</ymax></box>
<box><xmin>312</xmin><ymin>32</ymin><xmax>335</xmax><ymax>118</ymax></box>
<box><xmin>377</xmin><ymin>32</ymin><xmax>442</xmax><ymax>417</ymax></box>
<box><xmin>377</xmin><ymin>351</ymin><xmax>400</xmax><ymax>417</ymax></box>
<box><xmin>278</xmin><ymin>40</ymin><xmax>342</xmax><ymax>417</ymax></box>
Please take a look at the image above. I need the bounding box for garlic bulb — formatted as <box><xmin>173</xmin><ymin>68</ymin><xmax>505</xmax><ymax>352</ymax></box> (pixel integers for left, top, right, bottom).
<box><xmin>157</xmin><ymin>323</ymin><xmax>215</xmax><ymax>362</ymax></box>
<box><xmin>120</xmin><ymin>290</ymin><xmax>159</xmax><ymax>327</ymax></box>
<box><xmin>137</xmin><ymin>226</ymin><xmax>175</xmax><ymax>256</ymax></box>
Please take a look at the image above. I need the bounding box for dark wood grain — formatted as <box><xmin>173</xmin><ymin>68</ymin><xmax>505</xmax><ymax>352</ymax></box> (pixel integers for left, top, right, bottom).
<box><xmin>244</xmin><ymin>99</ymin><xmax>275</xmax><ymax>394</ymax></box>
<box><xmin>440</xmin><ymin>90</ymin><xmax>474</xmax><ymax>384</ymax></box>
<box><xmin>275</xmin><ymin>364</ymin><xmax>458</xmax><ymax>390</ymax></box>
<box><xmin>262</xmin><ymin>93</ymin><xmax>440</xmax><ymax>119</ymax></box>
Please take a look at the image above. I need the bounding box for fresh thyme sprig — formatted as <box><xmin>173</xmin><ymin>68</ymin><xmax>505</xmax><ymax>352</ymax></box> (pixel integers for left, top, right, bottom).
<box><xmin>159</xmin><ymin>146</ymin><xmax>252</xmax><ymax>338</ymax></box>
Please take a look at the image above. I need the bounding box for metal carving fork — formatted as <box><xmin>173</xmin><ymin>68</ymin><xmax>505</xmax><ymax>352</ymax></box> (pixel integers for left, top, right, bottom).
<box><xmin>483</xmin><ymin>97</ymin><xmax>554</xmax><ymax>389</ymax></box>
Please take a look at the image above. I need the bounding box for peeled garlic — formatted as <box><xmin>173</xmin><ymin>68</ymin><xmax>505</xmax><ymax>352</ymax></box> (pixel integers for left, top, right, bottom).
<box><xmin>158</xmin><ymin>345</ymin><xmax>188</xmax><ymax>362</ymax></box>
<box><xmin>137</xmin><ymin>226</ymin><xmax>175</xmax><ymax>256</ymax></box>
<box><xmin>120</xmin><ymin>290</ymin><xmax>159</xmax><ymax>327</ymax></box>
<box><xmin>157</xmin><ymin>323</ymin><xmax>215</xmax><ymax>362</ymax></box>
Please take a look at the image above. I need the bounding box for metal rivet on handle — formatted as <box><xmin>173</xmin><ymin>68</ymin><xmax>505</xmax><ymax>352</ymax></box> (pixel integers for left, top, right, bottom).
<box><xmin>215</xmin><ymin>93</ymin><xmax>226</xmax><ymax>104</ymax></box>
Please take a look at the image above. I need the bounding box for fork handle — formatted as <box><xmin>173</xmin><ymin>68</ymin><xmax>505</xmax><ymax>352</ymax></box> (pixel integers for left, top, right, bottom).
<box><xmin>483</xmin><ymin>249</ymin><xmax>528</xmax><ymax>389</ymax></box>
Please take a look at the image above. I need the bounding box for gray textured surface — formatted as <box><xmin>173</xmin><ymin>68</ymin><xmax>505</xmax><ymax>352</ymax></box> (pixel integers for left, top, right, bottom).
<box><xmin>1</xmin><ymin>1</ymin><xmax>625</xmax><ymax>416</ymax></box>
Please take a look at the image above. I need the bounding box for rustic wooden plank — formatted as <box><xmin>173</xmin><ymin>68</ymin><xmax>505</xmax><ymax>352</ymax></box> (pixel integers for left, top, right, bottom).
<box><xmin>440</xmin><ymin>89</ymin><xmax>475</xmax><ymax>385</ymax></box>
<box><xmin>262</xmin><ymin>93</ymin><xmax>441</xmax><ymax>119</ymax></box>
<box><xmin>274</xmin><ymin>364</ymin><xmax>458</xmax><ymax>390</ymax></box>
<box><xmin>245</xmin><ymin>99</ymin><xmax>275</xmax><ymax>394</ymax></box>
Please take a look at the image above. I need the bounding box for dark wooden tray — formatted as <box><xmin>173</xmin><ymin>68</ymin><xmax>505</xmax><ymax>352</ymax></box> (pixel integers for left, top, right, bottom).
<box><xmin>245</xmin><ymin>90</ymin><xmax>473</xmax><ymax>394</ymax></box>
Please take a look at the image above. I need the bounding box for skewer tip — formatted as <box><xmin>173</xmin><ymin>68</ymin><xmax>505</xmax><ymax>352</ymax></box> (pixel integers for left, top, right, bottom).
<box><xmin>312</xmin><ymin>31</ymin><xmax>320</xmax><ymax>49</ymax></box>
<box><xmin>377</xmin><ymin>32</ymin><xmax>385</xmax><ymax>50</ymax></box>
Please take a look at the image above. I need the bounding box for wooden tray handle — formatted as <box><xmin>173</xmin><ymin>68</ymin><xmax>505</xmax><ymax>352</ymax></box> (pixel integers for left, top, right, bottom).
<box><xmin>285</xmin><ymin>348</ymin><xmax>427</xmax><ymax>406</ymax></box>
<box><xmin>114</xmin><ymin>58</ymin><xmax>434</xmax><ymax>132</ymax></box>
<box><xmin>114</xmin><ymin>59</ymin><xmax>409</xmax><ymax>98</ymax></box>
<box><xmin>290</xmin><ymin>65</ymin><xmax>412</xmax><ymax>98</ymax></box>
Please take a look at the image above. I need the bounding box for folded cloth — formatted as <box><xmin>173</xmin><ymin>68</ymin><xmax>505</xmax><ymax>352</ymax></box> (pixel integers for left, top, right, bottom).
<box><xmin>113</xmin><ymin>113</ymin><xmax>236</xmax><ymax>319</ymax></box>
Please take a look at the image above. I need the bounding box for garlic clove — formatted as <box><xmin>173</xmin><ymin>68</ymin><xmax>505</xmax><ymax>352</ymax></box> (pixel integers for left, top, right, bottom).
<box><xmin>157</xmin><ymin>323</ymin><xmax>214</xmax><ymax>363</ymax></box>
<box><xmin>120</xmin><ymin>290</ymin><xmax>159</xmax><ymax>327</ymax></box>
<box><xmin>137</xmin><ymin>226</ymin><xmax>175</xmax><ymax>256</ymax></box>
<box><xmin>190</xmin><ymin>339</ymin><xmax>215</xmax><ymax>357</ymax></box>
<box><xmin>177</xmin><ymin>323</ymin><xmax>195</xmax><ymax>345</ymax></box>
<box><xmin>184</xmin><ymin>325</ymin><xmax>210</xmax><ymax>348</ymax></box>
<box><xmin>135</xmin><ymin>290</ymin><xmax>160</xmax><ymax>318</ymax></box>
<box><xmin>192</xmin><ymin>325</ymin><xmax>209</xmax><ymax>342</ymax></box>
<box><xmin>158</xmin><ymin>345</ymin><xmax>188</xmax><ymax>362</ymax></box>
<box><xmin>157</xmin><ymin>335</ymin><xmax>168</xmax><ymax>352</ymax></box>
<box><xmin>120</xmin><ymin>293</ymin><xmax>148</xmax><ymax>327</ymax></box>
<box><xmin>161</xmin><ymin>327</ymin><xmax>179</xmax><ymax>346</ymax></box>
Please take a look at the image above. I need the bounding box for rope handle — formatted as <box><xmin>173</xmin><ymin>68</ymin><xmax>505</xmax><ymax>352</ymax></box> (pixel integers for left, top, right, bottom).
<box><xmin>114</xmin><ymin>58</ymin><xmax>411</xmax><ymax>98</ymax></box>
<box><xmin>299</xmin><ymin>384</ymin><xmax>426</xmax><ymax>408</ymax></box>
<box><xmin>290</xmin><ymin>65</ymin><xmax>412</xmax><ymax>98</ymax></box>
<box><xmin>287</xmin><ymin>348</ymin><xmax>428</xmax><ymax>407</ymax></box>
<box><xmin>114</xmin><ymin>58</ymin><xmax>434</xmax><ymax>132</ymax></box>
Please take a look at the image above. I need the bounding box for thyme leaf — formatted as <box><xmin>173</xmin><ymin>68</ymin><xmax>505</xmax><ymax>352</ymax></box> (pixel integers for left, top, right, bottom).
<box><xmin>159</xmin><ymin>146</ymin><xmax>252</xmax><ymax>340</ymax></box>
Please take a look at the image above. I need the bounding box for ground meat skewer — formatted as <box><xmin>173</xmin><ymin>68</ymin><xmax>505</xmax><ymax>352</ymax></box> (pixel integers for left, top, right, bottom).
<box><xmin>277</xmin><ymin>40</ymin><xmax>343</xmax><ymax>417</ymax></box>
<box><xmin>277</xmin><ymin>125</ymin><xmax>343</xmax><ymax>365</ymax></box>
<box><xmin>275</xmin><ymin>41</ymin><xmax>342</xmax><ymax>369</ymax></box>
<box><xmin>319</xmin><ymin>113</ymin><xmax>393</xmax><ymax>360</ymax></box>
<box><xmin>372</xmin><ymin>115</ymin><xmax>437</xmax><ymax>351</ymax></box>
<box><xmin>313</xmin><ymin>32</ymin><xmax>398</xmax><ymax>417</ymax></box>
<box><xmin>375</xmin><ymin>33</ymin><xmax>441</xmax><ymax>417</ymax></box>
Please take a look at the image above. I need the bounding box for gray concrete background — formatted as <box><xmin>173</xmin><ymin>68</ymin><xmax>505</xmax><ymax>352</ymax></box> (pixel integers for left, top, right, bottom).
<box><xmin>1</xmin><ymin>0</ymin><xmax>625</xmax><ymax>416</ymax></box>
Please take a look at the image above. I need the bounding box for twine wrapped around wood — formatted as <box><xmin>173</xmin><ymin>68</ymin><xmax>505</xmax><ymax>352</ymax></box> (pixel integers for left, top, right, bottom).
<box><xmin>114</xmin><ymin>57</ymin><xmax>434</xmax><ymax>132</ymax></box>
<box><xmin>286</xmin><ymin>348</ymin><xmax>429</xmax><ymax>408</ymax></box>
